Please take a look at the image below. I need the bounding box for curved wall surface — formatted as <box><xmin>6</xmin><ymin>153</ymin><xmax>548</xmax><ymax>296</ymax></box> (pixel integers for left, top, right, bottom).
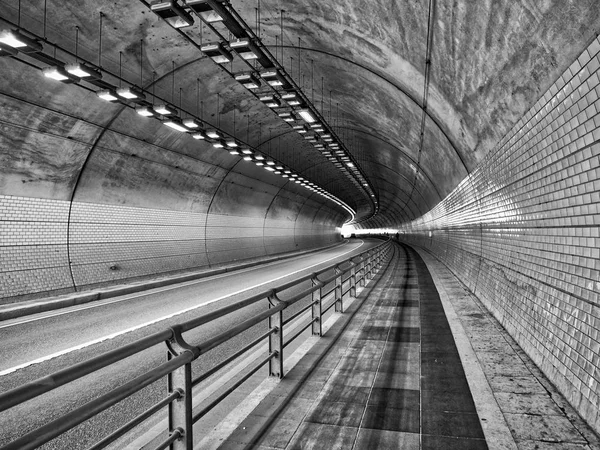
<box><xmin>399</xmin><ymin>36</ymin><xmax>600</xmax><ymax>432</ymax></box>
<box><xmin>0</xmin><ymin>63</ymin><xmax>346</xmax><ymax>303</ymax></box>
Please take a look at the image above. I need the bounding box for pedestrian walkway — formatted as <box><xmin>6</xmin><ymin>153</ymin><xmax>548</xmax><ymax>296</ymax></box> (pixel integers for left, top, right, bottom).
<box><xmin>202</xmin><ymin>242</ymin><xmax>600</xmax><ymax>450</ymax></box>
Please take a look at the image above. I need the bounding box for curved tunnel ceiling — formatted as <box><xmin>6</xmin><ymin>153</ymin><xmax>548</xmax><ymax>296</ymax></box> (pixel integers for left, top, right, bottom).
<box><xmin>2</xmin><ymin>0</ymin><xmax>600</xmax><ymax>228</ymax></box>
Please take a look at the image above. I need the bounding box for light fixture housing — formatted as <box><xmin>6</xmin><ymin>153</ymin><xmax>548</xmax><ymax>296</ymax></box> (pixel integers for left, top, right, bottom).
<box><xmin>212</xmin><ymin>140</ymin><xmax>225</xmax><ymax>148</ymax></box>
<box><xmin>0</xmin><ymin>43</ymin><xmax>18</xmax><ymax>57</ymax></box>
<box><xmin>153</xmin><ymin>103</ymin><xmax>177</xmax><ymax>115</ymax></box>
<box><xmin>201</xmin><ymin>42</ymin><xmax>233</xmax><ymax>64</ymax></box>
<box><xmin>241</xmin><ymin>148</ymin><xmax>254</xmax><ymax>155</ymax></box>
<box><xmin>278</xmin><ymin>111</ymin><xmax>297</xmax><ymax>122</ymax></box>
<box><xmin>192</xmin><ymin>131</ymin><xmax>206</xmax><ymax>140</ymax></box>
<box><xmin>205</xmin><ymin>129</ymin><xmax>221</xmax><ymax>139</ymax></box>
<box><xmin>43</xmin><ymin>66</ymin><xmax>79</xmax><ymax>83</ymax></box>
<box><xmin>183</xmin><ymin>118</ymin><xmax>201</xmax><ymax>129</ymax></box>
<box><xmin>234</xmin><ymin>72</ymin><xmax>260</xmax><ymax>89</ymax></box>
<box><xmin>66</xmin><ymin>62</ymin><xmax>102</xmax><ymax>79</ymax></box>
<box><xmin>150</xmin><ymin>1</ymin><xmax>195</xmax><ymax>28</ymax></box>
<box><xmin>229</xmin><ymin>38</ymin><xmax>259</xmax><ymax>60</ymax></box>
<box><xmin>186</xmin><ymin>0</ymin><xmax>224</xmax><ymax>23</ymax></box>
<box><xmin>0</xmin><ymin>29</ymin><xmax>43</xmax><ymax>52</ymax></box>
<box><xmin>281</xmin><ymin>91</ymin><xmax>302</xmax><ymax>106</ymax></box>
<box><xmin>97</xmin><ymin>89</ymin><xmax>119</xmax><ymax>102</ymax></box>
<box><xmin>259</xmin><ymin>94</ymin><xmax>281</xmax><ymax>108</ymax></box>
<box><xmin>117</xmin><ymin>86</ymin><xmax>145</xmax><ymax>100</ymax></box>
<box><xmin>260</xmin><ymin>69</ymin><xmax>288</xmax><ymax>88</ymax></box>
<box><xmin>225</xmin><ymin>140</ymin><xmax>239</xmax><ymax>148</ymax></box>
<box><xmin>298</xmin><ymin>109</ymin><xmax>316</xmax><ymax>123</ymax></box>
<box><xmin>136</xmin><ymin>106</ymin><xmax>155</xmax><ymax>117</ymax></box>
<box><xmin>162</xmin><ymin>118</ymin><xmax>189</xmax><ymax>132</ymax></box>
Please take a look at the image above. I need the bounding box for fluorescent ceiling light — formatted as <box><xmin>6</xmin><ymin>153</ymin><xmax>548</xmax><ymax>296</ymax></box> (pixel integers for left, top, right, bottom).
<box><xmin>278</xmin><ymin>111</ymin><xmax>297</xmax><ymax>122</ymax></box>
<box><xmin>201</xmin><ymin>42</ymin><xmax>232</xmax><ymax>64</ymax></box>
<box><xmin>0</xmin><ymin>29</ymin><xmax>42</xmax><ymax>52</ymax></box>
<box><xmin>0</xmin><ymin>43</ymin><xmax>18</xmax><ymax>57</ymax></box>
<box><xmin>260</xmin><ymin>69</ymin><xmax>287</xmax><ymax>87</ymax></box>
<box><xmin>162</xmin><ymin>118</ymin><xmax>189</xmax><ymax>132</ymax></box>
<box><xmin>230</xmin><ymin>38</ymin><xmax>258</xmax><ymax>60</ymax></box>
<box><xmin>259</xmin><ymin>94</ymin><xmax>281</xmax><ymax>108</ymax></box>
<box><xmin>97</xmin><ymin>89</ymin><xmax>119</xmax><ymax>102</ymax></box>
<box><xmin>186</xmin><ymin>0</ymin><xmax>224</xmax><ymax>23</ymax></box>
<box><xmin>234</xmin><ymin>72</ymin><xmax>260</xmax><ymax>89</ymax></box>
<box><xmin>229</xmin><ymin>149</ymin><xmax>241</xmax><ymax>155</ymax></box>
<box><xmin>255</xmin><ymin>161</ymin><xmax>264</xmax><ymax>166</ymax></box>
<box><xmin>65</xmin><ymin>63</ymin><xmax>102</xmax><ymax>79</ymax></box>
<box><xmin>298</xmin><ymin>109</ymin><xmax>316</xmax><ymax>123</ymax></box>
<box><xmin>205</xmin><ymin>129</ymin><xmax>221</xmax><ymax>139</ymax></box>
<box><xmin>226</xmin><ymin>140</ymin><xmax>238</xmax><ymax>148</ymax></box>
<box><xmin>265</xmin><ymin>166</ymin><xmax>275</xmax><ymax>171</ymax></box>
<box><xmin>150</xmin><ymin>1</ymin><xmax>194</xmax><ymax>28</ymax></box>
<box><xmin>117</xmin><ymin>86</ymin><xmax>145</xmax><ymax>100</ymax></box>
<box><xmin>43</xmin><ymin>66</ymin><xmax>74</xmax><ymax>82</ymax></box>
<box><xmin>183</xmin><ymin>118</ymin><xmax>201</xmax><ymax>128</ymax></box>
<box><xmin>254</xmin><ymin>155</ymin><xmax>265</xmax><ymax>161</ymax></box>
<box><xmin>136</xmin><ymin>106</ymin><xmax>155</xmax><ymax>117</ymax></box>
<box><xmin>154</xmin><ymin>104</ymin><xmax>177</xmax><ymax>115</ymax></box>
<box><xmin>281</xmin><ymin>91</ymin><xmax>301</xmax><ymax>106</ymax></box>
<box><xmin>241</xmin><ymin>148</ymin><xmax>254</xmax><ymax>155</ymax></box>
<box><xmin>266</xmin><ymin>160</ymin><xmax>276</xmax><ymax>166</ymax></box>
<box><xmin>212</xmin><ymin>140</ymin><xmax>225</xmax><ymax>148</ymax></box>
<box><xmin>192</xmin><ymin>132</ymin><xmax>206</xmax><ymax>139</ymax></box>
<box><xmin>243</xmin><ymin>156</ymin><xmax>253</xmax><ymax>161</ymax></box>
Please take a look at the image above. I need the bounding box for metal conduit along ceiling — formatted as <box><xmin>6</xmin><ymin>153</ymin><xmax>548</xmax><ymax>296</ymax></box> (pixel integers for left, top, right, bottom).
<box><xmin>1</xmin><ymin>0</ymin><xmax>599</xmax><ymax>228</ymax></box>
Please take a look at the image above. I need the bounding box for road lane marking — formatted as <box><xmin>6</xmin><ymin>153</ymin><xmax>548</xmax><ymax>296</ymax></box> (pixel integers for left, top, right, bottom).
<box><xmin>0</xmin><ymin>241</ymin><xmax>364</xmax><ymax>377</ymax></box>
<box><xmin>0</xmin><ymin>241</ymin><xmax>357</xmax><ymax>330</ymax></box>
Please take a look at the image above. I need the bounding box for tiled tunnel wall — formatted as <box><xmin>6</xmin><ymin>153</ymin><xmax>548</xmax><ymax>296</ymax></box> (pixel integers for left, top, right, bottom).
<box><xmin>399</xmin><ymin>36</ymin><xmax>600</xmax><ymax>432</ymax></box>
<box><xmin>0</xmin><ymin>193</ymin><xmax>342</xmax><ymax>303</ymax></box>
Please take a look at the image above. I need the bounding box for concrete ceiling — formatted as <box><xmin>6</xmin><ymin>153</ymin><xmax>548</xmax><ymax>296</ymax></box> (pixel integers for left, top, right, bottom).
<box><xmin>2</xmin><ymin>0</ymin><xmax>600</xmax><ymax>228</ymax></box>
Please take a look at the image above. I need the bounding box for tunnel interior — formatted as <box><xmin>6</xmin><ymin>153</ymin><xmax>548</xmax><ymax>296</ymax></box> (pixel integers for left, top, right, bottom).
<box><xmin>1</xmin><ymin>0</ymin><xmax>599</xmax><ymax>435</ymax></box>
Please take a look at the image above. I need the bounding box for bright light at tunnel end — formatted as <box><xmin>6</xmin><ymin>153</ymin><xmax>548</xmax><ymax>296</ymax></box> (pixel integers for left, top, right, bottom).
<box><xmin>341</xmin><ymin>224</ymin><xmax>399</xmax><ymax>238</ymax></box>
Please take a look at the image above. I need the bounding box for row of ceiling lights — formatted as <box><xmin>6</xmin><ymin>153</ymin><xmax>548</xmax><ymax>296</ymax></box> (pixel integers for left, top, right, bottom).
<box><xmin>148</xmin><ymin>0</ymin><xmax>378</xmax><ymax>216</ymax></box>
<box><xmin>0</xmin><ymin>23</ymin><xmax>356</xmax><ymax>218</ymax></box>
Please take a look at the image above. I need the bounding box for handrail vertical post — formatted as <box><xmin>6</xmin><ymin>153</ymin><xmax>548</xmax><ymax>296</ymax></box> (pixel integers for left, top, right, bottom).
<box><xmin>311</xmin><ymin>274</ymin><xmax>322</xmax><ymax>336</ymax></box>
<box><xmin>350</xmin><ymin>263</ymin><xmax>357</xmax><ymax>297</ymax></box>
<box><xmin>334</xmin><ymin>266</ymin><xmax>343</xmax><ymax>313</ymax></box>
<box><xmin>166</xmin><ymin>330</ymin><xmax>195</xmax><ymax>450</ymax></box>
<box><xmin>358</xmin><ymin>256</ymin><xmax>365</xmax><ymax>287</ymax></box>
<box><xmin>268</xmin><ymin>291</ymin><xmax>284</xmax><ymax>379</ymax></box>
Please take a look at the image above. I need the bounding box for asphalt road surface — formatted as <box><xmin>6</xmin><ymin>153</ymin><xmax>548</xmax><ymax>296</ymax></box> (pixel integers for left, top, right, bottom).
<box><xmin>0</xmin><ymin>239</ymin><xmax>380</xmax><ymax>449</ymax></box>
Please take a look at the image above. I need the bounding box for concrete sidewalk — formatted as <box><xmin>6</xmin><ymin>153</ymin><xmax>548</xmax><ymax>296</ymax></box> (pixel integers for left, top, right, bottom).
<box><xmin>199</xmin><ymin>242</ymin><xmax>600</xmax><ymax>449</ymax></box>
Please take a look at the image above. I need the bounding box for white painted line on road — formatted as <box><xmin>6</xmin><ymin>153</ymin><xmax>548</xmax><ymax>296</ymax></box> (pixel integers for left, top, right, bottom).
<box><xmin>0</xmin><ymin>242</ymin><xmax>354</xmax><ymax>330</ymax></box>
<box><xmin>0</xmin><ymin>241</ymin><xmax>364</xmax><ymax>377</ymax></box>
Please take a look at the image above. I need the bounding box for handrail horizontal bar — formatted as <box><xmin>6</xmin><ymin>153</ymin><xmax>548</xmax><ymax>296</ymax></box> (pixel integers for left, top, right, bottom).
<box><xmin>87</xmin><ymin>390</ymin><xmax>182</xmax><ymax>450</ymax></box>
<box><xmin>283</xmin><ymin>318</ymin><xmax>318</xmax><ymax>349</ymax></box>
<box><xmin>193</xmin><ymin>303</ymin><xmax>285</xmax><ymax>355</ymax></box>
<box><xmin>0</xmin><ymin>328</ymin><xmax>173</xmax><ymax>414</ymax></box>
<box><xmin>192</xmin><ymin>328</ymin><xmax>274</xmax><ymax>388</ymax></box>
<box><xmin>151</xmin><ymin>428</ymin><xmax>183</xmax><ymax>450</ymax></box>
<box><xmin>192</xmin><ymin>352</ymin><xmax>275</xmax><ymax>423</ymax></box>
<box><xmin>322</xmin><ymin>297</ymin><xmax>339</xmax><ymax>315</ymax></box>
<box><xmin>2</xmin><ymin>352</ymin><xmax>193</xmax><ymax>450</ymax></box>
<box><xmin>282</xmin><ymin>300</ymin><xmax>316</xmax><ymax>326</ymax></box>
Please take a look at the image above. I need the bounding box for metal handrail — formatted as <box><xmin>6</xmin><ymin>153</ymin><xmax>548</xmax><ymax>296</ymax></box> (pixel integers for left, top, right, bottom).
<box><xmin>0</xmin><ymin>238</ymin><xmax>392</xmax><ymax>450</ymax></box>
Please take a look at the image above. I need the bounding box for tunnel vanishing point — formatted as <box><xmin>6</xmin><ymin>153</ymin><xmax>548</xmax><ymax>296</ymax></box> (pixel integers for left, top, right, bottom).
<box><xmin>1</xmin><ymin>0</ymin><xmax>600</xmax><ymax>443</ymax></box>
